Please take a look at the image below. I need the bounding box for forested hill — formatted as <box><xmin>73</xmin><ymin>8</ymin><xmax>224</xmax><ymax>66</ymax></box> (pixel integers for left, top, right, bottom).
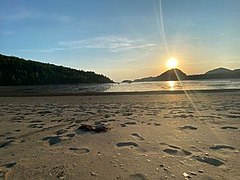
<box><xmin>0</xmin><ymin>54</ymin><xmax>113</xmax><ymax>85</ymax></box>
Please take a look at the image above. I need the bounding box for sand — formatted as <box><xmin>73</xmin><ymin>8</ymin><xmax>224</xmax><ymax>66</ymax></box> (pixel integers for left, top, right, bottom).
<box><xmin>0</xmin><ymin>91</ymin><xmax>240</xmax><ymax>179</ymax></box>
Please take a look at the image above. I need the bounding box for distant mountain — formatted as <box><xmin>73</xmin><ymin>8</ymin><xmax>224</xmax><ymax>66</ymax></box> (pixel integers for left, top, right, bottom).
<box><xmin>0</xmin><ymin>54</ymin><xmax>113</xmax><ymax>85</ymax></box>
<box><xmin>233</xmin><ymin>69</ymin><xmax>240</xmax><ymax>74</ymax></box>
<box><xmin>155</xmin><ymin>69</ymin><xmax>187</xmax><ymax>81</ymax></box>
<box><xmin>132</xmin><ymin>67</ymin><xmax>240</xmax><ymax>82</ymax></box>
<box><xmin>134</xmin><ymin>69</ymin><xmax>187</xmax><ymax>82</ymax></box>
<box><xmin>205</xmin><ymin>68</ymin><xmax>232</xmax><ymax>75</ymax></box>
<box><xmin>122</xmin><ymin>80</ymin><xmax>133</xmax><ymax>83</ymax></box>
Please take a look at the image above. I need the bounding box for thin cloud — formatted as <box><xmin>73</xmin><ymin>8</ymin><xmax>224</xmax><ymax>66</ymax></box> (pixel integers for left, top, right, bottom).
<box><xmin>59</xmin><ymin>36</ymin><xmax>156</xmax><ymax>52</ymax></box>
<box><xmin>0</xmin><ymin>7</ymin><xmax>74</xmax><ymax>23</ymax></box>
<box><xmin>18</xmin><ymin>48</ymin><xmax>64</xmax><ymax>53</ymax></box>
<box><xmin>17</xmin><ymin>36</ymin><xmax>156</xmax><ymax>53</ymax></box>
<box><xmin>0</xmin><ymin>10</ymin><xmax>42</xmax><ymax>21</ymax></box>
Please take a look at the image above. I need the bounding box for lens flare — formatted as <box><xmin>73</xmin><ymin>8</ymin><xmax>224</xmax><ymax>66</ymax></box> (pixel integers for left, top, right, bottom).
<box><xmin>166</xmin><ymin>58</ymin><xmax>178</xmax><ymax>69</ymax></box>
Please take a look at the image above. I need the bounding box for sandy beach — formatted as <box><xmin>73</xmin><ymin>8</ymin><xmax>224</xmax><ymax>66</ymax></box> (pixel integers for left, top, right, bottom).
<box><xmin>0</xmin><ymin>91</ymin><xmax>240</xmax><ymax>179</ymax></box>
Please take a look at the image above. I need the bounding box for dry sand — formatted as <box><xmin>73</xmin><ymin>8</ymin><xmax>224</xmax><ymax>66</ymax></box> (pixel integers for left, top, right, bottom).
<box><xmin>0</xmin><ymin>91</ymin><xmax>240</xmax><ymax>179</ymax></box>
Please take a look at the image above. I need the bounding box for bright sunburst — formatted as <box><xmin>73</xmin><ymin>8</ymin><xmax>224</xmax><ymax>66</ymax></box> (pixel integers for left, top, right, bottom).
<box><xmin>166</xmin><ymin>58</ymin><xmax>178</xmax><ymax>69</ymax></box>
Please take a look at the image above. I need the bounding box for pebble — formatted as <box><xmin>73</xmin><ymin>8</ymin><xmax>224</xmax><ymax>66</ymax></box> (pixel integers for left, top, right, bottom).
<box><xmin>163</xmin><ymin>167</ymin><xmax>169</xmax><ymax>172</ymax></box>
<box><xmin>183</xmin><ymin>172</ymin><xmax>191</xmax><ymax>178</ymax></box>
<box><xmin>179</xmin><ymin>160</ymin><xmax>185</xmax><ymax>165</ymax></box>
<box><xmin>91</xmin><ymin>172</ymin><xmax>97</xmax><ymax>176</ymax></box>
<box><xmin>198</xmin><ymin>170</ymin><xmax>204</xmax><ymax>173</ymax></box>
<box><xmin>190</xmin><ymin>171</ymin><xmax>197</xmax><ymax>176</ymax></box>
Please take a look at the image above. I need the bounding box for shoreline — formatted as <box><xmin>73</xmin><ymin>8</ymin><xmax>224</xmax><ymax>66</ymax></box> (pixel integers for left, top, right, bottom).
<box><xmin>0</xmin><ymin>88</ymin><xmax>239</xmax><ymax>97</ymax></box>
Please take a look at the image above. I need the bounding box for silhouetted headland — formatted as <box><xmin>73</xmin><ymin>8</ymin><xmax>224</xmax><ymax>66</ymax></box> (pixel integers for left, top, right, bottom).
<box><xmin>129</xmin><ymin>68</ymin><xmax>240</xmax><ymax>83</ymax></box>
<box><xmin>0</xmin><ymin>54</ymin><xmax>113</xmax><ymax>85</ymax></box>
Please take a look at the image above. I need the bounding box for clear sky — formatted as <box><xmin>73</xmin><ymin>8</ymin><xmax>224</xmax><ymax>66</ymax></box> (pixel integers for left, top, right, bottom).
<box><xmin>1</xmin><ymin>0</ymin><xmax>239</xmax><ymax>81</ymax></box>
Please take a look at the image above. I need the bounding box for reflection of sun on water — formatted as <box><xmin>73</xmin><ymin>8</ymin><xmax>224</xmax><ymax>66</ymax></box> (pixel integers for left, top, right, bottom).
<box><xmin>168</xmin><ymin>81</ymin><xmax>175</xmax><ymax>91</ymax></box>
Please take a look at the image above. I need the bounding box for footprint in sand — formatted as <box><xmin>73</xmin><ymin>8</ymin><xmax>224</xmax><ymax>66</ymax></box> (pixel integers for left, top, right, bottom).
<box><xmin>192</xmin><ymin>156</ymin><xmax>224</xmax><ymax>166</ymax></box>
<box><xmin>162</xmin><ymin>144</ymin><xmax>192</xmax><ymax>156</ymax></box>
<box><xmin>116</xmin><ymin>141</ymin><xmax>146</xmax><ymax>153</ymax></box>
<box><xmin>116</xmin><ymin>142</ymin><xmax>139</xmax><ymax>148</ymax></box>
<box><xmin>163</xmin><ymin>148</ymin><xmax>178</xmax><ymax>155</ymax></box>
<box><xmin>210</xmin><ymin>144</ymin><xmax>236</xmax><ymax>151</ymax></box>
<box><xmin>179</xmin><ymin>125</ymin><xmax>198</xmax><ymax>130</ymax></box>
<box><xmin>131</xmin><ymin>133</ymin><xmax>145</xmax><ymax>141</ymax></box>
<box><xmin>42</xmin><ymin>136</ymin><xmax>61</xmax><ymax>145</ymax></box>
<box><xmin>221</xmin><ymin>126</ymin><xmax>238</xmax><ymax>130</ymax></box>
<box><xmin>129</xmin><ymin>173</ymin><xmax>147</xmax><ymax>180</ymax></box>
<box><xmin>69</xmin><ymin>147</ymin><xmax>90</xmax><ymax>154</ymax></box>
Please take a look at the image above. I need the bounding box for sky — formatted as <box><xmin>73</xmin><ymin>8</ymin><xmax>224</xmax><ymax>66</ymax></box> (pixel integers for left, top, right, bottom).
<box><xmin>0</xmin><ymin>0</ymin><xmax>240</xmax><ymax>81</ymax></box>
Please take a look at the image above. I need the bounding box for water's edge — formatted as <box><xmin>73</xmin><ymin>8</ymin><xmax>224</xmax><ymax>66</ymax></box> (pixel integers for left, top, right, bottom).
<box><xmin>0</xmin><ymin>89</ymin><xmax>239</xmax><ymax>97</ymax></box>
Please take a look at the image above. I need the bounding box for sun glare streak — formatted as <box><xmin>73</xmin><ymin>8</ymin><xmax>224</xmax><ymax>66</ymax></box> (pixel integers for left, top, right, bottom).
<box><xmin>158</xmin><ymin>0</ymin><xmax>170</xmax><ymax>57</ymax></box>
<box><xmin>157</xmin><ymin>0</ymin><xmax>200</xmax><ymax>115</ymax></box>
<box><xmin>173</xmin><ymin>68</ymin><xmax>227</xmax><ymax>144</ymax></box>
<box><xmin>157</xmin><ymin>0</ymin><xmax>226</xmax><ymax>145</ymax></box>
<box><xmin>173</xmin><ymin>69</ymin><xmax>200</xmax><ymax>115</ymax></box>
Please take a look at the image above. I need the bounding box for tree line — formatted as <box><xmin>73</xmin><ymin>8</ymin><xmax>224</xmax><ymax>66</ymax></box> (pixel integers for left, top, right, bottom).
<box><xmin>0</xmin><ymin>54</ymin><xmax>113</xmax><ymax>85</ymax></box>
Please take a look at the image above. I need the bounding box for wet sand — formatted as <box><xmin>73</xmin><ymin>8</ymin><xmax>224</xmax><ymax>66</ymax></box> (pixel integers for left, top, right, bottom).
<box><xmin>0</xmin><ymin>91</ymin><xmax>240</xmax><ymax>179</ymax></box>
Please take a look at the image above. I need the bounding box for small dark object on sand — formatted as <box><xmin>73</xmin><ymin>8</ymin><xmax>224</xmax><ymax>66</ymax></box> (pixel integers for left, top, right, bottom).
<box><xmin>78</xmin><ymin>123</ymin><xmax>110</xmax><ymax>133</ymax></box>
<box><xmin>78</xmin><ymin>124</ymin><xmax>94</xmax><ymax>131</ymax></box>
<box><xmin>94</xmin><ymin>123</ymin><xmax>110</xmax><ymax>132</ymax></box>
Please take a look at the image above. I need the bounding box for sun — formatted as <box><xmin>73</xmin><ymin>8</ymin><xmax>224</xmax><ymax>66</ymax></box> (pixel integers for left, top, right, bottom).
<box><xmin>166</xmin><ymin>57</ymin><xmax>178</xmax><ymax>69</ymax></box>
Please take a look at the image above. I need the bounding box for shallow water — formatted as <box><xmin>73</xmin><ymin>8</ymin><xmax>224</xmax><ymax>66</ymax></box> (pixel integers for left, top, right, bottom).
<box><xmin>0</xmin><ymin>79</ymin><xmax>240</xmax><ymax>95</ymax></box>
<box><xmin>107</xmin><ymin>80</ymin><xmax>240</xmax><ymax>92</ymax></box>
